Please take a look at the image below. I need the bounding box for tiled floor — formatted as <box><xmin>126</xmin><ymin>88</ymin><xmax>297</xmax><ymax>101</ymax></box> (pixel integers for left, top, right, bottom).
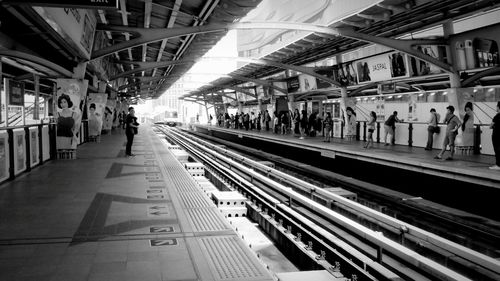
<box><xmin>0</xmin><ymin>126</ymin><xmax>273</xmax><ymax>281</ymax></box>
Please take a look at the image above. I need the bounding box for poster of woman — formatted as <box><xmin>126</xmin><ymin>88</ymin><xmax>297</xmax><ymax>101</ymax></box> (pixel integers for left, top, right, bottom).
<box><xmin>55</xmin><ymin>79</ymin><xmax>88</xmax><ymax>150</ymax></box>
<box><xmin>87</xmin><ymin>93</ymin><xmax>107</xmax><ymax>137</ymax></box>
<box><xmin>102</xmin><ymin>99</ymin><xmax>116</xmax><ymax>131</ymax></box>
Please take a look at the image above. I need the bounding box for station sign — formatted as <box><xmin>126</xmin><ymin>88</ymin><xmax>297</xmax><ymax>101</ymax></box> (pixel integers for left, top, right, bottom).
<box><xmin>7</xmin><ymin>0</ymin><xmax>119</xmax><ymax>9</ymax></box>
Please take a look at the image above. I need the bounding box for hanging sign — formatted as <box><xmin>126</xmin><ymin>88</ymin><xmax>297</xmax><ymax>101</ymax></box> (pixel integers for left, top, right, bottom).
<box><xmin>8</xmin><ymin>80</ymin><xmax>24</xmax><ymax>106</ymax></box>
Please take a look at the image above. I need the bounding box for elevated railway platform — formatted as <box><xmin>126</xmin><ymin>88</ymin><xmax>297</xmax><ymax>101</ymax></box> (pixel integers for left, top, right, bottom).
<box><xmin>0</xmin><ymin>126</ymin><xmax>274</xmax><ymax>281</ymax></box>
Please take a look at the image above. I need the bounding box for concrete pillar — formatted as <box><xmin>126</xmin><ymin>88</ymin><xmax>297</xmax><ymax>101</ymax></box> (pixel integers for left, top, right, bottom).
<box><xmin>318</xmin><ymin>100</ymin><xmax>324</xmax><ymax>118</ymax></box>
<box><xmin>72</xmin><ymin>62</ymin><xmax>88</xmax><ymax>79</ymax></box>
<box><xmin>443</xmin><ymin>20</ymin><xmax>454</xmax><ymax>66</ymax></box>
<box><xmin>287</xmin><ymin>94</ymin><xmax>295</xmax><ymax>112</ymax></box>
<box><xmin>448</xmin><ymin>73</ymin><xmax>463</xmax><ymax>117</ymax></box>
<box><xmin>223</xmin><ymin>103</ymin><xmax>227</xmax><ymax>113</ymax></box>
<box><xmin>339</xmin><ymin>87</ymin><xmax>348</xmax><ymax>124</ymax></box>
<box><xmin>34</xmin><ymin>74</ymin><xmax>40</xmax><ymax>120</ymax></box>
<box><xmin>98</xmin><ymin>81</ymin><xmax>107</xmax><ymax>93</ymax></box>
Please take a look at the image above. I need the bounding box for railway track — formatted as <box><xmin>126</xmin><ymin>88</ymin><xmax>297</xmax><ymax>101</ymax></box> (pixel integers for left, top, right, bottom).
<box><xmin>186</xmin><ymin>128</ymin><xmax>500</xmax><ymax>259</ymax></box>
<box><xmin>155</xmin><ymin>125</ymin><xmax>500</xmax><ymax>281</ymax></box>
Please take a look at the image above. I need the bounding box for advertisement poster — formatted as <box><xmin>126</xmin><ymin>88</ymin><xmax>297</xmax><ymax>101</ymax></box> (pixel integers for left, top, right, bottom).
<box><xmin>102</xmin><ymin>99</ymin><xmax>116</xmax><ymax>131</ymax></box>
<box><xmin>13</xmin><ymin>130</ymin><xmax>26</xmax><ymax>175</ymax></box>
<box><xmin>0</xmin><ymin>133</ymin><xmax>8</xmax><ymax>182</ymax></box>
<box><xmin>8</xmin><ymin>80</ymin><xmax>25</xmax><ymax>106</ymax></box>
<box><xmin>56</xmin><ymin>79</ymin><xmax>88</xmax><ymax>150</ymax></box>
<box><xmin>30</xmin><ymin>128</ymin><xmax>39</xmax><ymax>166</ymax></box>
<box><xmin>33</xmin><ymin>7</ymin><xmax>97</xmax><ymax>60</ymax></box>
<box><xmin>87</xmin><ymin>93</ymin><xmax>107</xmax><ymax>136</ymax></box>
<box><xmin>333</xmin><ymin>63</ymin><xmax>357</xmax><ymax>86</ymax></box>
<box><xmin>355</xmin><ymin>52</ymin><xmax>408</xmax><ymax>83</ymax></box>
<box><xmin>298</xmin><ymin>74</ymin><xmax>318</xmax><ymax>92</ymax></box>
<box><xmin>375</xmin><ymin>96</ymin><xmax>385</xmax><ymax>122</ymax></box>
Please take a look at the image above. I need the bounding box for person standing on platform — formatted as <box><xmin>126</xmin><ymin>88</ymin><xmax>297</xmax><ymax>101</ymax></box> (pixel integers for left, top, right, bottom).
<box><xmin>457</xmin><ymin>102</ymin><xmax>475</xmax><ymax>154</ymax></box>
<box><xmin>125</xmin><ymin>107</ymin><xmax>139</xmax><ymax>157</ymax></box>
<box><xmin>273</xmin><ymin>111</ymin><xmax>279</xmax><ymax>134</ymax></box>
<box><xmin>299</xmin><ymin>110</ymin><xmax>308</xmax><ymax>139</ymax></box>
<box><xmin>323</xmin><ymin>112</ymin><xmax>333</xmax><ymax>142</ymax></box>
<box><xmin>345</xmin><ymin>107</ymin><xmax>357</xmax><ymax>141</ymax></box>
<box><xmin>434</xmin><ymin>105</ymin><xmax>461</xmax><ymax>161</ymax></box>
<box><xmin>293</xmin><ymin>108</ymin><xmax>300</xmax><ymax>135</ymax></box>
<box><xmin>264</xmin><ymin>110</ymin><xmax>270</xmax><ymax>131</ymax></box>
<box><xmin>425</xmin><ymin>108</ymin><xmax>440</xmax><ymax>150</ymax></box>
<box><xmin>364</xmin><ymin>111</ymin><xmax>377</xmax><ymax>149</ymax></box>
<box><xmin>490</xmin><ymin>101</ymin><xmax>500</xmax><ymax>170</ymax></box>
<box><xmin>383</xmin><ymin>111</ymin><xmax>403</xmax><ymax>145</ymax></box>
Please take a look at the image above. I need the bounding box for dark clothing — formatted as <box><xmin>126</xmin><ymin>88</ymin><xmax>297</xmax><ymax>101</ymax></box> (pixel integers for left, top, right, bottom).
<box><xmin>125</xmin><ymin>114</ymin><xmax>137</xmax><ymax>156</ymax></box>
<box><xmin>57</xmin><ymin>112</ymin><xmax>75</xmax><ymax>137</ymax></box>
<box><xmin>385</xmin><ymin>115</ymin><xmax>396</xmax><ymax>128</ymax></box>
<box><xmin>493</xmin><ymin>113</ymin><xmax>500</xmax><ymax>165</ymax></box>
<box><xmin>125</xmin><ymin>132</ymin><xmax>134</xmax><ymax>156</ymax></box>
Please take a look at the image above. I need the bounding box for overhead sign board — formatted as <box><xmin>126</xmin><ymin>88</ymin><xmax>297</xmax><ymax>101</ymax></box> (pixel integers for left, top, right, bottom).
<box><xmin>33</xmin><ymin>7</ymin><xmax>97</xmax><ymax>60</ymax></box>
<box><xmin>7</xmin><ymin>0</ymin><xmax>119</xmax><ymax>9</ymax></box>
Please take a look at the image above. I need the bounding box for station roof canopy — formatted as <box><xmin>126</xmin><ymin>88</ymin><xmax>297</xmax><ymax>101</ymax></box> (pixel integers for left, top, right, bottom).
<box><xmin>0</xmin><ymin>0</ymin><xmax>262</xmax><ymax>97</ymax></box>
<box><xmin>1</xmin><ymin>0</ymin><xmax>500</xmax><ymax>101</ymax></box>
<box><xmin>181</xmin><ymin>0</ymin><xmax>500</xmax><ymax>103</ymax></box>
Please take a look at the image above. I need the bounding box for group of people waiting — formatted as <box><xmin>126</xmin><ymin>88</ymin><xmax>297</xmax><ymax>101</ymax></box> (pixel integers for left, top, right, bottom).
<box><xmin>213</xmin><ymin>102</ymin><xmax>500</xmax><ymax>170</ymax></box>
<box><xmin>216</xmin><ymin>109</ymin><xmax>324</xmax><ymax>138</ymax></box>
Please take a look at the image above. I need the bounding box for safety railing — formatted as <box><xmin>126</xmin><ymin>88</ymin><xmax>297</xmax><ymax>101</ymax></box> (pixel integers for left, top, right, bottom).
<box><xmin>0</xmin><ymin>120</ymin><xmax>91</xmax><ymax>184</ymax></box>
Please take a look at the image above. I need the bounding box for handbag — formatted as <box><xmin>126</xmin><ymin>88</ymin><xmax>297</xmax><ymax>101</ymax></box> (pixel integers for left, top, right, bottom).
<box><xmin>434</xmin><ymin>126</ymin><xmax>440</xmax><ymax>133</ymax></box>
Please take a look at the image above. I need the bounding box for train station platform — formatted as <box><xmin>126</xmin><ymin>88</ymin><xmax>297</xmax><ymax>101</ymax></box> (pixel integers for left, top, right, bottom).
<box><xmin>0</xmin><ymin>126</ymin><xmax>274</xmax><ymax>281</ymax></box>
<box><xmin>193</xmin><ymin>124</ymin><xmax>500</xmax><ymax>186</ymax></box>
<box><xmin>192</xmin><ymin>124</ymin><xmax>500</xmax><ymax>221</ymax></box>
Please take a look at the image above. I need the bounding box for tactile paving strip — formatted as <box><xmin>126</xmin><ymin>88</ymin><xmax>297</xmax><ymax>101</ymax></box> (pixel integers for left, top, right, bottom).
<box><xmin>186</xmin><ymin>208</ymin><xmax>228</xmax><ymax>232</ymax></box>
<box><xmin>170</xmin><ymin>169</ymin><xmax>200</xmax><ymax>192</ymax></box>
<box><xmin>178</xmin><ymin>192</ymin><xmax>212</xmax><ymax>208</ymax></box>
<box><xmin>200</xmin><ymin>236</ymin><xmax>266</xmax><ymax>280</ymax></box>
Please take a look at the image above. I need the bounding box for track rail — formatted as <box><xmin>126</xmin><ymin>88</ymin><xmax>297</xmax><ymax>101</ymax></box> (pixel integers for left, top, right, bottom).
<box><xmin>156</xmin><ymin>125</ymin><xmax>500</xmax><ymax>281</ymax></box>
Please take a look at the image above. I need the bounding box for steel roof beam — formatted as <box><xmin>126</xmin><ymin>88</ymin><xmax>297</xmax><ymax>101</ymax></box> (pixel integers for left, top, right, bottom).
<box><xmin>94</xmin><ymin>21</ymin><xmax>453</xmax><ymax>75</ymax></box>
<box><xmin>461</xmin><ymin>66</ymin><xmax>500</xmax><ymax>87</ymax></box>
<box><xmin>110</xmin><ymin>56</ymin><xmax>340</xmax><ymax>87</ymax></box>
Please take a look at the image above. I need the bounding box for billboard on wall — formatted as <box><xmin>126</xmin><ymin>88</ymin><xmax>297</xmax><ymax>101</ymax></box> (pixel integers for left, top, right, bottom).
<box><xmin>33</xmin><ymin>7</ymin><xmax>97</xmax><ymax>60</ymax></box>
<box><xmin>237</xmin><ymin>0</ymin><xmax>381</xmax><ymax>58</ymax></box>
<box><xmin>0</xmin><ymin>132</ymin><xmax>8</xmax><ymax>182</ymax></box>
<box><xmin>298</xmin><ymin>74</ymin><xmax>318</xmax><ymax>92</ymax></box>
<box><xmin>355</xmin><ymin>51</ymin><xmax>409</xmax><ymax>83</ymax></box>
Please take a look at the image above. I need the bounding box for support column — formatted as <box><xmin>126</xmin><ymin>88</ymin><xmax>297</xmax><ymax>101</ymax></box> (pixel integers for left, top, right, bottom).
<box><xmin>287</xmin><ymin>94</ymin><xmax>295</xmax><ymax>112</ymax></box>
<box><xmin>448</xmin><ymin>73</ymin><xmax>462</xmax><ymax>116</ymax></box>
<box><xmin>72</xmin><ymin>62</ymin><xmax>88</xmax><ymax>79</ymax></box>
<box><xmin>203</xmin><ymin>97</ymin><xmax>210</xmax><ymax>125</ymax></box>
<box><xmin>0</xmin><ymin>60</ymin><xmax>3</xmax><ymax>124</ymax></box>
<box><xmin>223</xmin><ymin>103</ymin><xmax>227</xmax><ymax>113</ymax></box>
<box><xmin>33</xmin><ymin>74</ymin><xmax>40</xmax><ymax>120</ymax></box>
<box><xmin>98</xmin><ymin>81</ymin><xmax>107</xmax><ymax>93</ymax></box>
<box><xmin>339</xmin><ymin>87</ymin><xmax>348</xmax><ymax>119</ymax></box>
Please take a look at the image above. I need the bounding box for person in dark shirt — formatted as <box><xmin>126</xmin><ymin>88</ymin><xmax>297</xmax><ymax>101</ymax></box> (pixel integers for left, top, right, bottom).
<box><xmin>383</xmin><ymin>111</ymin><xmax>403</xmax><ymax>145</ymax></box>
<box><xmin>125</xmin><ymin>107</ymin><xmax>139</xmax><ymax>157</ymax></box>
<box><xmin>490</xmin><ymin>101</ymin><xmax>500</xmax><ymax>170</ymax></box>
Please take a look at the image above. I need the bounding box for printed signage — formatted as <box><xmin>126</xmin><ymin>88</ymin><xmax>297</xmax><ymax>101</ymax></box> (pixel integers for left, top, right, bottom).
<box><xmin>8</xmin><ymin>80</ymin><xmax>24</xmax><ymax>106</ymax></box>
<box><xmin>10</xmin><ymin>0</ymin><xmax>118</xmax><ymax>9</ymax></box>
<box><xmin>286</xmin><ymin>77</ymin><xmax>300</xmax><ymax>93</ymax></box>
<box><xmin>33</xmin><ymin>7</ymin><xmax>97</xmax><ymax>59</ymax></box>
